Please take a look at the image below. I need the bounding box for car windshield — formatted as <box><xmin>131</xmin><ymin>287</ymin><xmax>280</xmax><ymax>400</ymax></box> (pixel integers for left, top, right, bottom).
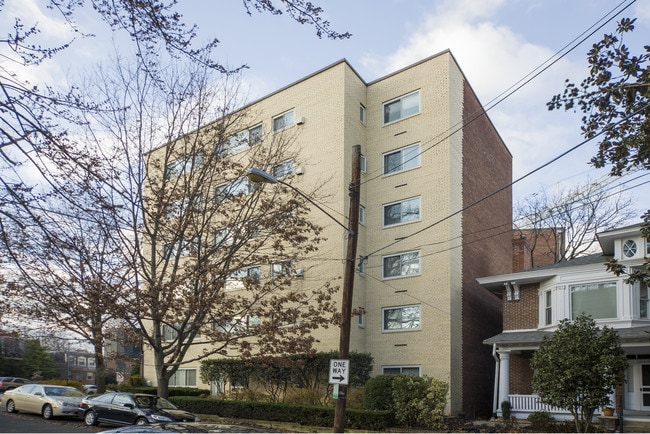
<box><xmin>44</xmin><ymin>387</ymin><xmax>85</xmax><ymax>397</ymax></box>
<box><xmin>134</xmin><ymin>396</ymin><xmax>177</xmax><ymax>410</ymax></box>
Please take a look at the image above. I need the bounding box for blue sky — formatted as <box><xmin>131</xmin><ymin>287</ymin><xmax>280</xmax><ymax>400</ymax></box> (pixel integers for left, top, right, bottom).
<box><xmin>3</xmin><ymin>0</ymin><xmax>649</xmax><ymax>221</ymax></box>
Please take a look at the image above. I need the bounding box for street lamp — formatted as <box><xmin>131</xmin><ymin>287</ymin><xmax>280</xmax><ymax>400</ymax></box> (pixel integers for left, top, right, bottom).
<box><xmin>246</xmin><ymin>145</ymin><xmax>361</xmax><ymax>433</ymax></box>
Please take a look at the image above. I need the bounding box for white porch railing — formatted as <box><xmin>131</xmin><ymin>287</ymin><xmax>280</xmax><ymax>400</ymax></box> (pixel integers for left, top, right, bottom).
<box><xmin>508</xmin><ymin>394</ymin><xmax>572</xmax><ymax>419</ymax></box>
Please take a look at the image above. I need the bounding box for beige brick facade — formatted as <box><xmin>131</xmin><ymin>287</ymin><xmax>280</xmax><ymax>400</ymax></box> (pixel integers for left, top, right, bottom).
<box><xmin>143</xmin><ymin>52</ymin><xmax>512</xmax><ymax>417</ymax></box>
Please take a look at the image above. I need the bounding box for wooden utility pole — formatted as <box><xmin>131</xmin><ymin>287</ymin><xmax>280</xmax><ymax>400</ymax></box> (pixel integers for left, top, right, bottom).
<box><xmin>333</xmin><ymin>144</ymin><xmax>361</xmax><ymax>433</ymax></box>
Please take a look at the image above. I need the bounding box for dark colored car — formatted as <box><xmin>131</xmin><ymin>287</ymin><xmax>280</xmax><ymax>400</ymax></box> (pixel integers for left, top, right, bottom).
<box><xmin>0</xmin><ymin>377</ymin><xmax>31</xmax><ymax>393</ymax></box>
<box><xmin>81</xmin><ymin>392</ymin><xmax>199</xmax><ymax>427</ymax></box>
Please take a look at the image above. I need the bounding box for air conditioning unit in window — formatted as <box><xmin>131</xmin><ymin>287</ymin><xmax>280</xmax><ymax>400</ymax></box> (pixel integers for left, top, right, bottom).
<box><xmin>296</xmin><ymin>116</ymin><xmax>305</xmax><ymax>125</ymax></box>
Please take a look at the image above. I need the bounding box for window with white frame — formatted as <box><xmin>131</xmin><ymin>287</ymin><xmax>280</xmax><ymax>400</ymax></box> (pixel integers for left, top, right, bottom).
<box><xmin>358</xmin><ymin>310</ymin><xmax>365</xmax><ymax>327</ymax></box>
<box><xmin>382</xmin><ymin>304</ymin><xmax>421</xmax><ymax>331</ymax></box>
<box><xmin>214</xmin><ymin>228</ymin><xmax>234</xmax><ymax>247</ymax></box>
<box><xmin>162</xmin><ymin>324</ymin><xmax>179</xmax><ymax>341</ymax></box>
<box><xmin>382</xmin><ymin>251</ymin><xmax>420</xmax><ymax>279</ymax></box>
<box><xmin>641</xmin><ymin>281</ymin><xmax>649</xmax><ymax>319</ymax></box>
<box><xmin>215</xmin><ymin>125</ymin><xmax>263</xmax><ymax>157</ymax></box>
<box><xmin>215</xmin><ymin>178</ymin><xmax>250</xmax><ymax>202</ymax></box>
<box><xmin>165</xmin><ymin>195</ymin><xmax>201</xmax><ymax>219</ymax></box>
<box><xmin>226</xmin><ymin>266</ymin><xmax>261</xmax><ymax>290</ymax></box>
<box><xmin>273</xmin><ymin>110</ymin><xmax>295</xmax><ymax>131</ymax></box>
<box><xmin>88</xmin><ymin>358</ymin><xmax>96</xmax><ymax>368</ymax></box>
<box><xmin>382</xmin><ymin>366</ymin><xmax>420</xmax><ymax>376</ymax></box>
<box><xmin>356</xmin><ymin>257</ymin><xmax>366</xmax><ymax>274</ymax></box>
<box><xmin>383</xmin><ymin>197</ymin><xmax>420</xmax><ymax>227</ymax></box>
<box><xmin>163</xmin><ymin>238</ymin><xmax>197</xmax><ymax>258</ymax></box>
<box><xmin>169</xmin><ymin>369</ymin><xmax>197</xmax><ymax>387</ymax></box>
<box><xmin>360</xmin><ymin>154</ymin><xmax>367</xmax><ymax>174</ymax></box>
<box><xmin>165</xmin><ymin>153</ymin><xmax>204</xmax><ymax>178</ymax></box>
<box><xmin>77</xmin><ymin>357</ymin><xmax>86</xmax><ymax>367</ymax></box>
<box><xmin>383</xmin><ymin>143</ymin><xmax>420</xmax><ymax>175</ymax></box>
<box><xmin>545</xmin><ymin>290</ymin><xmax>552</xmax><ymax>325</ymax></box>
<box><xmin>570</xmin><ymin>281</ymin><xmax>617</xmax><ymax>320</ymax></box>
<box><xmin>359</xmin><ymin>205</ymin><xmax>366</xmax><ymax>225</ymax></box>
<box><xmin>383</xmin><ymin>91</ymin><xmax>420</xmax><ymax>124</ymax></box>
<box><xmin>213</xmin><ymin>315</ymin><xmax>261</xmax><ymax>334</ymax></box>
<box><xmin>271</xmin><ymin>260</ymin><xmax>293</xmax><ymax>277</ymax></box>
<box><xmin>359</xmin><ymin>104</ymin><xmax>366</xmax><ymax>124</ymax></box>
<box><xmin>272</xmin><ymin>160</ymin><xmax>294</xmax><ymax>178</ymax></box>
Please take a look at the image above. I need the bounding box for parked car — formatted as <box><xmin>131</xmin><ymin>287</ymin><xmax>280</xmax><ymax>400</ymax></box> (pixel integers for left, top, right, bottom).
<box><xmin>0</xmin><ymin>376</ymin><xmax>31</xmax><ymax>393</ymax></box>
<box><xmin>1</xmin><ymin>384</ymin><xmax>85</xmax><ymax>419</ymax></box>
<box><xmin>83</xmin><ymin>384</ymin><xmax>98</xmax><ymax>394</ymax></box>
<box><xmin>81</xmin><ymin>392</ymin><xmax>199</xmax><ymax>427</ymax></box>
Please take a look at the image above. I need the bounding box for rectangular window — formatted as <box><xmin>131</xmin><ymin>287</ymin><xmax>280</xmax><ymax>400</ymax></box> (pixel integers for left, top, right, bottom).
<box><xmin>228</xmin><ymin>266</ymin><xmax>261</xmax><ymax>284</ymax></box>
<box><xmin>383</xmin><ymin>143</ymin><xmax>420</xmax><ymax>175</ymax></box>
<box><xmin>165</xmin><ymin>195</ymin><xmax>201</xmax><ymax>219</ymax></box>
<box><xmin>162</xmin><ymin>324</ymin><xmax>178</xmax><ymax>342</ymax></box>
<box><xmin>271</xmin><ymin>260</ymin><xmax>293</xmax><ymax>277</ymax></box>
<box><xmin>359</xmin><ymin>104</ymin><xmax>366</xmax><ymax>124</ymax></box>
<box><xmin>77</xmin><ymin>357</ymin><xmax>86</xmax><ymax>367</ymax></box>
<box><xmin>360</xmin><ymin>154</ymin><xmax>367</xmax><ymax>174</ymax></box>
<box><xmin>215</xmin><ymin>178</ymin><xmax>250</xmax><ymax>202</ymax></box>
<box><xmin>382</xmin><ymin>366</ymin><xmax>420</xmax><ymax>376</ymax></box>
<box><xmin>214</xmin><ymin>228</ymin><xmax>234</xmax><ymax>247</ymax></box>
<box><xmin>164</xmin><ymin>238</ymin><xmax>197</xmax><ymax>258</ymax></box>
<box><xmin>359</xmin><ymin>205</ymin><xmax>366</xmax><ymax>225</ymax></box>
<box><xmin>383</xmin><ymin>91</ymin><xmax>420</xmax><ymax>124</ymax></box>
<box><xmin>272</xmin><ymin>160</ymin><xmax>294</xmax><ymax>178</ymax></box>
<box><xmin>357</xmin><ymin>257</ymin><xmax>366</xmax><ymax>274</ymax></box>
<box><xmin>383</xmin><ymin>197</ymin><xmax>420</xmax><ymax>227</ymax></box>
<box><xmin>382</xmin><ymin>251</ymin><xmax>420</xmax><ymax>279</ymax></box>
<box><xmin>169</xmin><ymin>369</ymin><xmax>197</xmax><ymax>387</ymax></box>
<box><xmin>382</xmin><ymin>305</ymin><xmax>421</xmax><ymax>331</ymax></box>
<box><xmin>570</xmin><ymin>282</ymin><xmax>617</xmax><ymax>320</ymax></box>
<box><xmin>641</xmin><ymin>282</ymin><xmax>649</xmax><ymax>319</ymax></box>
<box><xmin>87</xmin><ymin>358</ymin><xmax>96</xmax><ymax>368</ymax></box>
<box><xmin>165</xmin><ymin>153</ymin><xmax>204</xmax><ymax>178</ymax></box>
<box><xmin>273</xmin><ymin>110</ymin><xmax>295</xmax><ymax>131</ymax></box>
<box><xmin>358</xmin><ymin>311</ymin><xmax>365</xmax><ymax>327</ymax></box>
<box><xmin>545</xmin><ymin>291</ymin><xmax>552</xmax><ymax>325</ymax></box>
<box><xmin>215</xmin><ymin>125</ymin><xmax>263</xmax><ymax>157</ymax></box>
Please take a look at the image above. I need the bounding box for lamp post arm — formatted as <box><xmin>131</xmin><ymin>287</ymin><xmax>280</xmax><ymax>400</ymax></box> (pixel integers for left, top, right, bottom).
<box><xmin>277</xmin><ymin>179</ymin><xmax>352</xmax><ymax>236</ymax></box>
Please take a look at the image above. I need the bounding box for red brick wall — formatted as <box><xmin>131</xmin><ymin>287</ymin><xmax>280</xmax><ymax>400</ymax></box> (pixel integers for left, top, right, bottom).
<box><xmin>461</xmin><ymin>80</ymin><xmax>513</xmax><ymax>418</ymax></box>
<box><xmin>503</xmin><ymin>283</ymin><xmax>539</xmax><ymax>330</ymax></box>
<box><xmin>510</xmin><ymin>352</ymin><xmax>534</xmax><ymax>395</ymax></box>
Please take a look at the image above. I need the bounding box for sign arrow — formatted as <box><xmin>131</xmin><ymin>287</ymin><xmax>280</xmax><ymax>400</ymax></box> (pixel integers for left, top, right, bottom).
<box><xmin>332</xmin><ymin>375</ymin><xmax>345</xmax><ymax>382</ymax></box>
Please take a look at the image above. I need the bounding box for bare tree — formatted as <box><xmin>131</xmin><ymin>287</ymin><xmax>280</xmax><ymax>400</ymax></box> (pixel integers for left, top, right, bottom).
<box><xmin>514</xmin><ymin>178</ymin><xmax>637</xmax><ymax>265</ymax></box>
<box><xmin>78</xmin><ymin>51</ymin><xmax>338</xmax><ymax>398</ymax></box>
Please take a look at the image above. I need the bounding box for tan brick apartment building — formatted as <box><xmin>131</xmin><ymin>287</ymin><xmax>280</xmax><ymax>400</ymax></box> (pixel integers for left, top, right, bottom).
<box><xmin>142</xmin><ymin>51</ymin><xmax>513</xmax><ymax>417</ymax></box>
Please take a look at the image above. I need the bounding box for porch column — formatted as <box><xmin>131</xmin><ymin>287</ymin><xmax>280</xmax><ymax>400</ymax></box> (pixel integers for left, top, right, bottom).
<box><xmin>498</xmin><ymin>350</ymin><xmax>511</xmax><ymax>411</ymax></box>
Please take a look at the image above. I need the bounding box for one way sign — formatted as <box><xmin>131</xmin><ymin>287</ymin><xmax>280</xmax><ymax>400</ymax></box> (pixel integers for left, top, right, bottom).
<box><xmin>329</xmin><ymin>359</ymin><xmax>349</xmax><ymax>385</ymax></box>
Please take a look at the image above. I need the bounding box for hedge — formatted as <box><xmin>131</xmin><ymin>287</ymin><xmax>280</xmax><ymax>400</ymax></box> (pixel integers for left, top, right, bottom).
<box><xmin>170</xmin><ymin>396</ymin><xmax>395</xmax><ymax>431</ymax></box>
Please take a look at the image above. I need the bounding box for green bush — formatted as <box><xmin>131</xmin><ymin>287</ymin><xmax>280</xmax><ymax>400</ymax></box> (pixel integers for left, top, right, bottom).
<box><xmin>392</xmin><ymin>375</ymin><xmax>448</xmax><ymax>430</ymax></box>
<box><xmin>527</xmin><ymin>411</ymin><xmax>555</xmax><ymax>430</ymax></box>
<box><xmin>125</xmin><ymin>375</ymin><xmax>147</xmax><ymax>387</ymax></box>
<box><xmin>363</xmin><ymin>375</ymin><xmax>395</xmax><ymax>410</ymax></box>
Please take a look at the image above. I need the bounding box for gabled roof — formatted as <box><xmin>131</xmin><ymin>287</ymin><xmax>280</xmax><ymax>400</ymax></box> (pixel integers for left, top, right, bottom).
<box><xmin>597</xmin><ymin>222</ymin><xmax>644</xmax><ymax>255</ymax></box>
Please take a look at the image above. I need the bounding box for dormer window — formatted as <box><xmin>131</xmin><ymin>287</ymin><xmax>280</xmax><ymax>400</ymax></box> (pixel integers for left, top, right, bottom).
<box><xmin>623</xmin><ymin>239</ymin><xmax>637</xmax><ymax>258</ymax></box>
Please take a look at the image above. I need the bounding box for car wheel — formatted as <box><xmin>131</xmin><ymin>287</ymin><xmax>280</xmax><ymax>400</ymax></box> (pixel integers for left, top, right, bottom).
<box><xmin>135</xmin><ymin>417</ymin><xmax>148</xmax><ymax>426</ymax></box>
<box><xmin>84</xmin><ymin>410</ymin><xmax>99</xmax><ymax>426</ymax></box>
<box><xmin>42</xmin><ymin>404</ymin><xmax>53</xmax><ymax>420</ymax></box>
<box><xmin>5</xmin><ymin>400</ymin><xmax>16</xmax><ymax>413</ymax></box>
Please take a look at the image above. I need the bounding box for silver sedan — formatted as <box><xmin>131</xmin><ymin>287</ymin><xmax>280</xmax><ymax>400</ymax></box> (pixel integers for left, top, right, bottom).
<box><xmin>1</xmin><ymin>384</ymin><xmax>85</xmax><ymax>419</ymax></box>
